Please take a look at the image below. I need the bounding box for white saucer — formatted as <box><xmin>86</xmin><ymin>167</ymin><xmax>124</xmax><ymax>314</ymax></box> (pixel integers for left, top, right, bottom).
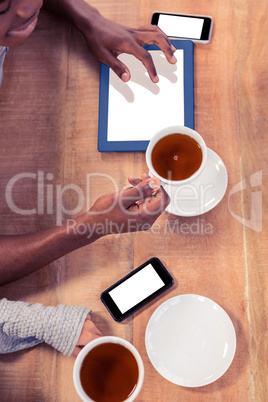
<box><xmin>145</xmin><ymin>295</ymin><xmax>236</xmax><ymax>387</ymax></box>
<box><xmin>164</xmin><ymin>148</ymin><xmax>228</xmax><ymax>216</ymax></box>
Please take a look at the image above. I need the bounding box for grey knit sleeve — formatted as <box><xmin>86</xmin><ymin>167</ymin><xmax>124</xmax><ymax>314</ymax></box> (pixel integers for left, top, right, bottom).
<box><xmin>0</xmin><ymin>298</ymin><xmax>90</xmax><ymax>356</ymax></box>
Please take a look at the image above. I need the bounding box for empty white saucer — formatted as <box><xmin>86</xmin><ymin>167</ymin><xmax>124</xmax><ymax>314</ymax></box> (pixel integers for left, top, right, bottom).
<box><xmin>145</xmin><ymin>294</ymin><xmax>236</xmax><ymax>387</ymax></box>
<box><xmin>164</xmin><ymin>148</ymin><xmax>228</xmax><ymax>216</ymax></box>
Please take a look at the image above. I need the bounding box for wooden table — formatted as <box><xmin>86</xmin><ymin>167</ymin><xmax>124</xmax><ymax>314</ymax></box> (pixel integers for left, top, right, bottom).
<box><xmin>0</xmin><ymin>1</ymin><xmax>267</xmax><ymax>400</ymax></box>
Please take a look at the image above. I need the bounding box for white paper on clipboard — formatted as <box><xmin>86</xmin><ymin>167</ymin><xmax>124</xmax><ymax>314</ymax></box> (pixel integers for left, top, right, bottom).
<box><xmin>107</xmin><ymin>49</ymin><xmax>184</xmax><ymax>142</ymax></box>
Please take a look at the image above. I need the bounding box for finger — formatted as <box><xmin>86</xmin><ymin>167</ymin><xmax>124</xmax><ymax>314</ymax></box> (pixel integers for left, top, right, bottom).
<box><xmin>137</xmin><ymin>25</ymin><xmax>176</xmax><ymax>51</ymax></box>
<box><xmin>120</xmin><ymin>177</ymin><xmax>161</xmax><ymax>208</ymax></box>
<box><xmin>137</xmin><ymin>47</ymin><xmax>159</xmax><ymax>82</ymax></box>
<box><xmin>137</xmin><ymin>25</ymin><xmax>172</xmax><ymax>46</ymax></box>
<box><xmin>78</xmin><ymin>317</ymin><xmax>103</xmax><ymax>338</ymax></box>
<box><xmin>96</xmin><ymin>329</ymin><xmax>103</xmax><ymax>337</ymax></box>
<box><xmin>137</xmin><ymin>28</ymin><xmax>177</xmax><ymax>65</ymax></box>
<box><xmin>123</xmin><ymin>185</ymin><xmax>134</xmax><ymax>190</ymax></box>
<box><xmin>72</xmin><ymin>346</ymin><xmax>82</xmax><ymax>358</ymax></box>
<box><xmin>122</xmin><ymin>40</ymin><xmax>159</xmax><ymax>82</ymax></box>
<box><xmin>102</xmin><ymin>49</ymin><xmax>131</xmax><ymax>82</ymax></box>
<box><xmin>128</xmin><ymin>176</ymin><xmax>142</xmax><ymax>187</ymax></box>
<box><xmin>139</xmin><ymin>186</ymin><xmax>170</xmax><ymax>215</ymax></box>
<box><xmin>141</xmin><ymin>173</ymin><xmax>150</xmax><ymax>180</ymax></box>
<box><xmin>128</xmin><ymin>173</ymin><xmax>151</xmax><ymax>187</ymax></box>
<box><xmin>76</xmin><ymin>331</ymin><xmax>103</xmax><ymax>348</ymax></box>
<box><xmin>128</xmin><ymin>186</ymin><xmax>170</xmax><ymax>220</ymax></box>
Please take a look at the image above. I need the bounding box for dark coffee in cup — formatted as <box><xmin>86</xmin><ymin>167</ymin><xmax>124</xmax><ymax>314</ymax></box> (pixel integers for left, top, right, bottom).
<box><xmin>151</xmin><ymin>133</ymin><xmax>203</xmax><ymax>181</ymax></box>
<box><xmin>80</xmin><ymin>342</ymin><xmax>139</xmax><ymax>402</ymax></box>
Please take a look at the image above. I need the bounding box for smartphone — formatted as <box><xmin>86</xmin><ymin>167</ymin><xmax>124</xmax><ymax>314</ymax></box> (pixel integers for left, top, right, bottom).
<box><xmin>101</xmin><ymin>258</ymin><xmax>173</xmax><ymax>322</ymax></box>
<box><xmin>151</xmin><ymin>12</ymin><xmax>213</xmax><ymax>44</ymax></box>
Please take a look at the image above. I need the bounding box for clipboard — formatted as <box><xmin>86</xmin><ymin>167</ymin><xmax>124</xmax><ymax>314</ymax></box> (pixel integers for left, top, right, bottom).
<box><xmin>98</xmin><ymin>40</ymin><xmax>194</xmax><ymax>152</ymax></box>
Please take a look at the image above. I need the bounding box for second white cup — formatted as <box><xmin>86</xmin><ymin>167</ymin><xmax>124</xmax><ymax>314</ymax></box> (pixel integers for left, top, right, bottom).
<box><xmin>73</xmin><ymin>336</ymin><xmax>144</xmax><ymax>402</ymax></box>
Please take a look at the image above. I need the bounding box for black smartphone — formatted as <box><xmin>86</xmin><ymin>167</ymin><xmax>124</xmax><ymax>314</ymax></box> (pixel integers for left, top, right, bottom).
<box><xmin>151</xmin><ymin>12</ymin><xmax>213</xmax><ymax>44</ymax></box>
<box><xmin>101</xmin><ymin>258</ymin><xmax>173</xmax><ymax>322</ymax></box>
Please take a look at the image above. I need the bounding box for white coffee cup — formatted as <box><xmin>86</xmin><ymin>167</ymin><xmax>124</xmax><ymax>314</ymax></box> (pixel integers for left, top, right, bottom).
<box><xmin>146</xmin><ymin>125</ymin><xmax>207</xmax><ymax>186</ymax></box>
<box><xmin>73</xmin><ymin>336</ymin><xmax>144</xmax><ymax>402</ymax></box>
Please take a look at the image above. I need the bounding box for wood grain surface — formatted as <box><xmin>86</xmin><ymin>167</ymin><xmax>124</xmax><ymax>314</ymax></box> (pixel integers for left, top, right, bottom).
<box><xmin>0</xmin><ymin>0</ymin><xmax>267</xmax><ymax>401</ymax></box>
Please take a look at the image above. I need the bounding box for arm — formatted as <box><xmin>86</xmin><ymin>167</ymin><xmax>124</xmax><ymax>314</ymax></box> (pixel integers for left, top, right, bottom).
<box><xmin>43</xmin><ymin>0</ymin><xmax>177</xmax><ymax>82</ymax></box>
<box><xmin>0</xmin><ymin>175</ymin><xmax>169</xmax><ymax>285</ymax></box>
<box><xmin>0</xmin><ymin>298</ymin><xmax>94</xmax><ymax>356</ymax></box>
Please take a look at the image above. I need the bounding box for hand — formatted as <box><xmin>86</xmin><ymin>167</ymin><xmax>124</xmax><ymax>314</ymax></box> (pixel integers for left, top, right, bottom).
<box><xmin>71</xmin><ymin>314</ymin><xmax>103</xmax><ymax>357</ymax></box>
<box><xmin>79</xmin><ymin>11</ymin><xmax>177</xmax><ymax>82</ymax></box>
<box><xmin>87</xmin><ymin>174</ymin><xmax>170</xmax><ymax>236</ymax></box>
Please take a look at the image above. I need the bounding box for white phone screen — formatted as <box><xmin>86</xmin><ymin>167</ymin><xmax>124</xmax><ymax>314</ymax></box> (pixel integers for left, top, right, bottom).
<box><xmin>108</xmin><ymin>264</ymin><xmax>165</xmax><ymax>314</ymax></box>
<box><xmin>158</xmin><ymin>14</ymin><xmax>204</xmax><ymax>39</ymax></box>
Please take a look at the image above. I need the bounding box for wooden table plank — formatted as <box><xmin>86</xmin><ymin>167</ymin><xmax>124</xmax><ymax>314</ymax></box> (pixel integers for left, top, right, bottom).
<box><xmin>234</xmin><ymin>1</ymin><xmax>268</xmax><ymax>400</ymax></box>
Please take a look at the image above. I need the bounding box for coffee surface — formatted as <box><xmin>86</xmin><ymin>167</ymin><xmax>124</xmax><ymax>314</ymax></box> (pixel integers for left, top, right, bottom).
<box><xmin>151</xmin><ymin>133</ymin><xmax>203</xmax><ymax>180</ymax></box>
<box><xmin>80</xmin><ymin>343</ymin><xmax>139</xmax><ymax>402</ymax></box>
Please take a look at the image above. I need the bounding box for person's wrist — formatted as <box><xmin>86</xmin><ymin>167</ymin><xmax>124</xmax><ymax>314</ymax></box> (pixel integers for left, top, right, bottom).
<box><xmin>62</xmin><ymin>212</ymin><xmax>105</xmax><ymax>249</ymax></box>
<box><xmin>68</xmin><ymin>1</ymin><xmax>101</xmax><ymax>35</ymax></box>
